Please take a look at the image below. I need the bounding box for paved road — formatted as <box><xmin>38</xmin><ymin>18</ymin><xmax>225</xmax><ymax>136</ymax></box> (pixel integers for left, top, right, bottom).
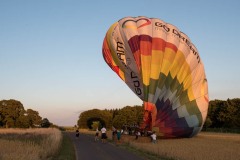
<box><xmin>67</xmin><ymin>132</ymin><xmax>145</xmax><ymax>160</ymax></box>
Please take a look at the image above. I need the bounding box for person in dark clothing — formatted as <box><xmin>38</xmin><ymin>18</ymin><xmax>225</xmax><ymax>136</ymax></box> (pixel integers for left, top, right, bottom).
<box><xmin>76</xmin><ymin>129</ymin><xmax>80</xmax><ymax>138</ymax></box>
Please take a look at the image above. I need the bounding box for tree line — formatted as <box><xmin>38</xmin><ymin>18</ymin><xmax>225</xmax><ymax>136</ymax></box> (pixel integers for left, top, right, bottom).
<box><xmin>204</xmin><ymin>98</ymin><xmax>240</xmax><ymax>132</ymax></box>
<box><xmin>78</xmin><ymin>105</ymin><xmax>144</xmax><ymax>129</ymax></box>
<box><xmin>78</xmin><ymin>98</ymin><xmax>240</xmax><ymax>132</ymax></box>
<box><xmin>0</xmin><ymin>99</ymin><xmax>51</xmax><ymax>128</ymax></box>
<box><xmin>2</xmin><ymin>98</ymin><xmax>239</xmax><ymax>131</ymax></box>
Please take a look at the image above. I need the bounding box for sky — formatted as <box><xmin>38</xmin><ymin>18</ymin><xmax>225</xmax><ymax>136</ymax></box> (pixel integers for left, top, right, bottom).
<box><xmin>0</xmin><ymin>0</ymin><xmax>240</xmax><ymax>126</ymax></box>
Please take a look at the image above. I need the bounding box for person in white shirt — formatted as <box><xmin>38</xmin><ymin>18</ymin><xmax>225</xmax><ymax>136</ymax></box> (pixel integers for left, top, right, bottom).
<box><xmin>101</xmin><ymin>126</ymin><xmax>107</xmax><ymax>143</ymax></box>
<box><xmin>151</xmin><ymin>131</ymin><xmax>157</xmax><ymax>143</ymax></box>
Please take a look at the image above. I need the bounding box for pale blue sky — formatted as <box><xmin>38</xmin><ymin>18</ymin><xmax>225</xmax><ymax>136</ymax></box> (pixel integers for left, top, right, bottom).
<box><xmin>1</xmin><ymin>0</ymin><xmax>239</xmax><ymax>126</ymax></box>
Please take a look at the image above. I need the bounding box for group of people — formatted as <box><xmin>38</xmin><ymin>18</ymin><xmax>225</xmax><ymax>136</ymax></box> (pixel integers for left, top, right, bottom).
<box><xmin>95</xmin><ymin>126</ymin><xmax>122</xmax><ymax>143</ymax></box>
<box><xmin>135</xmin><ymin>130</ymin><xmax>157</xmax><ymax>143</ymax></box>
<box><xmin>111</xmin><ymin>127</ymin><xmax>122</xmax><ymax>141</ymax></box>
<box><xmin>95</xmin><ymin>126</ymin><xmax>107</xmax><ymax>143</ymax></box>
<box><xmin>76</xmin><ymin>126</ymin><xmax>108</xmax><ymax>143</ymax></box>
<box><xmin>111</xmin><ymin>126</ymin><xmax>157</xmax><ymax>143</ymax></box>
<box><xmin>76</xmin><ymin>126</ymin><xmax>157</xmax><ymax>144</ymax></box>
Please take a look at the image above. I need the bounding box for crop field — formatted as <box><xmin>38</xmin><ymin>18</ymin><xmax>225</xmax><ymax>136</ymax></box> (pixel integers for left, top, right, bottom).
<box><xmin>0</xmin><ymin>128</ymin><xmax>62</xmax><ymax>160</ymax></box>
<box><xmin>80</xmin><ymin>129</ymin><xmax>240</xmax><ymax>160</ymax></box>
<box><xmin>2</xmin><ymin>128</ymin><xmax>238</xmax><ymax>160</ymax></box>
<box><xmin>122</xmin><ymin>132</ymin><xmax>240</xmax><ymax>160</ymax></box>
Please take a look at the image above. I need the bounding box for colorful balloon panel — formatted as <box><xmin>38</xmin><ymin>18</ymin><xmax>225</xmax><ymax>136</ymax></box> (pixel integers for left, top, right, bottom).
<box><xmin>102</xmin><ymin>16</ymin><xmax>209</xmax><ymax>138</ymax></box>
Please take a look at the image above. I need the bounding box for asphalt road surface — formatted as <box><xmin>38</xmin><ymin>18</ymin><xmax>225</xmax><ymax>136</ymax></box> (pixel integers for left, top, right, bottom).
<box><xmin>67</xmin><ymin>132</ymin><xmax>145</xmax><ymax>160</ymax></box>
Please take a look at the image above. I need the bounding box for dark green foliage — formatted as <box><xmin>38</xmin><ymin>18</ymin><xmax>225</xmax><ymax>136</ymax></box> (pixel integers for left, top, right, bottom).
<box><xmin>77</xmin><ymin>109</ymin><xmax>112</xmax><ymax>129</ymax></box>
<box><xmin>0</xmin><ymin>99</ymin><xmax>25</xmax><ymax>128</ymax></box>
<box><xmin>0</xmin><ymin>99</ymin><xmax>50</xmax><ymax>128</ymax></box>
<box><xmin>87</xmin><ymin>117</ymin><xmax>105</xmax><ymax>129</ymax></box>
<box><xmin>77</xmin><ymin>105</ymin><xmax>144</xmax><ymax>130</ymax></box>
<box><xmin>204</xmin><ymin>98</ymin><xmax>240</xmax><ymax>131</ymax></box>
<box><xmin>41</xmin><ymin>118</ymin><xmax>51</xmax><ymax>128</ymax></box>
<box><xmin>26</xmin><ymin>109</ymin><xmax>42</xmax><ymax>127</ymax></box>
<box><xmin>112</xmin><ymin>105</ymin><xmax>144</xmax><ymax>129</ymax></box>
<box><xmin>78</xmin><ymin>99</ymin><xmax>240</xmax><ymax>132</ymax></box>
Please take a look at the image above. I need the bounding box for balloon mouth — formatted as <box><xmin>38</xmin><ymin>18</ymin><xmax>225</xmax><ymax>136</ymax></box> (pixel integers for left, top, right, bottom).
<box><xmin>141</xmin><ymin>102</ymin><xmax>156</xmax><ymax>131</ymax></box>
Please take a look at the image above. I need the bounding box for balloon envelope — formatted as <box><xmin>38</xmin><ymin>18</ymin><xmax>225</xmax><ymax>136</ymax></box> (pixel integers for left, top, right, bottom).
<box><xmin>102</xmin><ymin>16</ymin><xmax>209</xmax><ymax>138</ymax></box>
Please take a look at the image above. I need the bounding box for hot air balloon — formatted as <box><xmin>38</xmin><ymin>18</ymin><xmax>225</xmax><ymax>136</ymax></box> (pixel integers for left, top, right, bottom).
<box><xmin>102</xmin><ymin>16</ymin><xmax>209</xmax><ymax>138</ymax></box>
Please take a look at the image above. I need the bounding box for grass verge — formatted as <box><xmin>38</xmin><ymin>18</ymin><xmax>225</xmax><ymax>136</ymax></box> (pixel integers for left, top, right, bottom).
<box><xmin>115</xmin><ymin>142</ymin><xmax>174</xmax><ymax>160</ymax></box>
<box><xmin>53</xmin><ymin>132</ymin><xmax>76</xmax><ymax>160</ymax></box>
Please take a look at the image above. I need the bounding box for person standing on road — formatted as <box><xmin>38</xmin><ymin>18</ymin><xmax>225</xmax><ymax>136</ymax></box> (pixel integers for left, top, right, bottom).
<box><xmin>76</xmin><ymin>128</ymin><xmax>80</xmax><ymax>138</ymax></box>
<box><xmin>101</xmin><ymin>126</ymin><xmax>107</xmax><ymax>143</ymax></box>
<box><xmin>95</xmin><ymin>128</ymin><xmax>99</xmax><ymax>141</ymax></box>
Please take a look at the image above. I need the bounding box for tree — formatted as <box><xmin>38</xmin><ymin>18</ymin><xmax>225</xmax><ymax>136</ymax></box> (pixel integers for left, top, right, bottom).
<box><xmin>78</xmin><ymin>109</ymin><xmax>112</xmax><ymax>129</ymax></box>
<box><xmin>112</xmin><ymin>105</ymin><xmax>143</xmax><ymax>128</ymax></box>
<box><xmin>15</xmin><ymin>114</ymin><xmax>30</xmax><ymax>128</ymax></box>
<box><xmin>112</xmin><ymin>114</ymin><xmax>126</xmax><ymax>129</ymax></box>
<box><xmin>0</xmin><ymin>99</ymin><xmax>25</xmax><ymax>128</ymax></box>
<box><xmin>26</xmin><ymin>109</ymin><xmax>42</xmax><ymax>127</ymax></box>
<box><xmin>41</xmin><ymin>118</ymin><xmax>51</xmax><ymax>128</ymax></box>
<box><xmin>91</xmin><ymin>121</ymin><xmax>100</xmax><ymax>130</ymax></box>
<box><xmin>203</xmin><ymin>117</ymin><xmax>212</xmax><ymax>130</ymax></box>
<box><xmin>207</xmin><ymin>98</ymin><xmax>240</xmax><ymax>129</ymax></box>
